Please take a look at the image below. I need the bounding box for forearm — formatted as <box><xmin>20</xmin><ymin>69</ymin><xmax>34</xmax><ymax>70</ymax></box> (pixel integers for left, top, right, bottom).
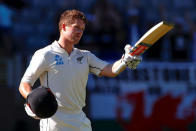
<box><xmin>19</xmin><ymin>82</ymin><xmax>32</xmax><ymax>99</ymax></box>
<box><xmin>112</xmin><ymin>59</ymin><xmax>126</xmax><ymax>75</ymax></box>
<box><xmin>99</xmin><ymin>59</ymin><xmax>126</xmax><ymax>77</ymax></box>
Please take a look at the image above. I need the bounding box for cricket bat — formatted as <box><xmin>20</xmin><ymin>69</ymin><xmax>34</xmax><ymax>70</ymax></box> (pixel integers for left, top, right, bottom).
<box><xmin>129</xmin><ymin>21</ymin><xmax>174</xmax><ymax>56</ymax></box>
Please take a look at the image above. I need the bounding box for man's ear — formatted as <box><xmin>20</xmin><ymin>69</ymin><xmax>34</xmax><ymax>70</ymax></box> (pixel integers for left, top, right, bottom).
<box><xmin>62</xmin><ymin>24</ymin><xmax>66</xmax><ymax>31</ymax></box>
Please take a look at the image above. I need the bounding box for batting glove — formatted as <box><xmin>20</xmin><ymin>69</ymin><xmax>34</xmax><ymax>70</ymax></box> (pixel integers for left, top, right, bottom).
<box><xmin>122</xmin><ymin>44</ymin><xmax>142</xmax><ymax>70</ymax></box>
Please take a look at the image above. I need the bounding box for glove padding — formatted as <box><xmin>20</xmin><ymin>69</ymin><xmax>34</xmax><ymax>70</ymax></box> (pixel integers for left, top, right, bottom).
<box><xmin>24</xmin><ymin>103</ymin><xmax>40</xmax><ymax>119</ymax></box>
<box><xmin>122</xmin><ymin>44</ymin><xmax>142</xmax><ymax>70</ymax></box>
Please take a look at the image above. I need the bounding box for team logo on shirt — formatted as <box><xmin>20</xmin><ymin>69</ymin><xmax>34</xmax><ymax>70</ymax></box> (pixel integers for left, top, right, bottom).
<box><xmin>55</xmin><ymin>55</ymin><xmax>64</xmax><ymax>65</ymax></box>
<box><xmin>76</xmin><ymin>56</ymin><xmax>84</xmax><ymax>64</ymax></box>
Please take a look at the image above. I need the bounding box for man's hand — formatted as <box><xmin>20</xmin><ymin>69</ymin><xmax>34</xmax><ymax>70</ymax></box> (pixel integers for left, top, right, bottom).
<box><xmin>122</xmin><ymin>44</ymin><xmax>142</xmax><ymax>70</ymax></box>
<box><xmin>24</xmin><ymin>103</ymin><xmax>40</xmax><ymax>119</ymax></box>
<box><xmin>100</xmin><ymin>44</ymin><xmax>142</xmax><ymax>77</ymax></box>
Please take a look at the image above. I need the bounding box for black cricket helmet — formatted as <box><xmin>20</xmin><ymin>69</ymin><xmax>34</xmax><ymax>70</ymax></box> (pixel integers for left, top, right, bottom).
<box><xmin>26</xmin><ymin>87</ymin><xmax>58</xmax><ymax>118</ymax></box>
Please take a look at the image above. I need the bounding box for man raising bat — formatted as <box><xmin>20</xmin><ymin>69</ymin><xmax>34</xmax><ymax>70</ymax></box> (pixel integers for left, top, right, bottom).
<box><xmin>19</xmin><ymin>9</ymin><xmax>142</xmax><ymax>131</ymax></box>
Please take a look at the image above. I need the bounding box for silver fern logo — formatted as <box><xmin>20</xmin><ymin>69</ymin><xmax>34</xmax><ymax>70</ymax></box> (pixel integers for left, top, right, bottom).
<box><xmin>76</xmin><ymin>56</ymin><xmax>84</xmax><ymax>64</ymax></box>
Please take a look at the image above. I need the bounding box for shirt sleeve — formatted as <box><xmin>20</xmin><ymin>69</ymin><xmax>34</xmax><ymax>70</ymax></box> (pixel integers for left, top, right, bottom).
<box><xmin>21</xmin><ymin>51</ymin><xmax>48</xmax><ymax>86</ymax></box>
<box><xmin>87</xmin><ymin>52</ymin><xmax>108</xmax><ymax>76</ymax></box>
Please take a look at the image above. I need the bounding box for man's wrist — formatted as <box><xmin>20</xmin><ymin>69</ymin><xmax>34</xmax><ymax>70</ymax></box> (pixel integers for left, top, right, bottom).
<box><xmin>112</xmin><ymin>59</ymin><xmax>126</xmax><ymax>75</ymax></box>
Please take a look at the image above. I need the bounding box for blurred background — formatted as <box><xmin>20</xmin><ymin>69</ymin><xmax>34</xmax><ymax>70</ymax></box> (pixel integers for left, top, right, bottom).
<box><xmin>1</xmin><ymin>0</ymin><xmax>196</xmax><ymax>130</ymax></box>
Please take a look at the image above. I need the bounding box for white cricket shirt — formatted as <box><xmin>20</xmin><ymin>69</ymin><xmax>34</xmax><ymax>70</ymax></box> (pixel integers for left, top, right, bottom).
<box><xmin>21</xmin><ymin>41</ymin><xmax>108</xmax><ymax>113</ymax></box>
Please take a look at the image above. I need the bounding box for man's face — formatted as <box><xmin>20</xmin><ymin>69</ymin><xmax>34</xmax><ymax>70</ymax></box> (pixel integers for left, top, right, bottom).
<box><xmin>63</xmin><ymin>19</ymin><xmax>85</xmax><ymax>44</ymax></box>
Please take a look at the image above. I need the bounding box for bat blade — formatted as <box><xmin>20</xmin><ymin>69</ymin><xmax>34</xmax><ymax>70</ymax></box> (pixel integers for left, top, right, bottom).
<box><xmin>129</xmin><ymin>21</ymin><xmax>174</xmax><ymax>56</ymax></box>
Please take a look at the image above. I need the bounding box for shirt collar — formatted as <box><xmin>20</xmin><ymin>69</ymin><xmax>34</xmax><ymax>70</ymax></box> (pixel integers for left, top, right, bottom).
<box><xmin>51</xmin><ymin>40</ymin><xmax>77</xmax><ymax>55</ymax></box>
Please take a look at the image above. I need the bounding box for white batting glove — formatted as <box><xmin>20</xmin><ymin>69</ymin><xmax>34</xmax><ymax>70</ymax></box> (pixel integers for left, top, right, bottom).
<box><xmin>122</xmin><ymin>44</ymin><xmax>142</xmax><ymax>70</ymax></box>
<box><xmin>24</xmin><ymin>103</ymin><xmax>40</xmax><ymax>119</ymax></box>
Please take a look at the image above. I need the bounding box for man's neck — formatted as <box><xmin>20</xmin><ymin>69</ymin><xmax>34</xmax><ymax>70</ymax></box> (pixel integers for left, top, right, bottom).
<box><xmin>57</xmin><ymin>38</ymin><xmax>74</xmax><ymax>55</ymax></box>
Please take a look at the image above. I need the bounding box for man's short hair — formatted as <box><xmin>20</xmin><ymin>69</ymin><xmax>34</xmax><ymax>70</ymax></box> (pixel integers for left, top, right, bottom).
<box><xmin>58</xmin><ymin>9</ymin><xmax>87</xmax><ymax>32</ymax></box>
